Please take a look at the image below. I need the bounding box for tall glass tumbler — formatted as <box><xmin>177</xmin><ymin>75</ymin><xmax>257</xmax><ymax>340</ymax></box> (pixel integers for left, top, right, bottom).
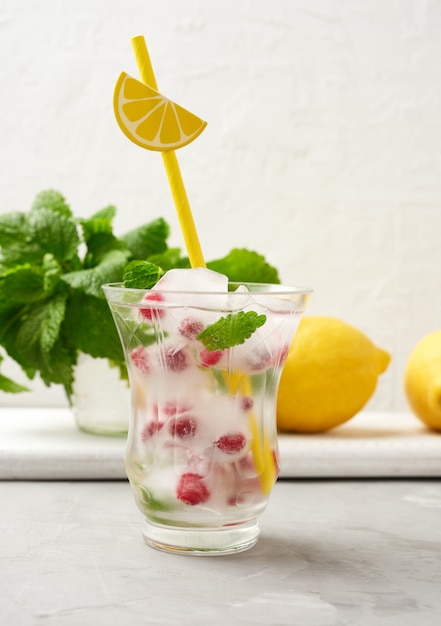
<box><xmin>103</xmin><ymin>281</ymin><xmax>311</xmax><ymax>555</ymax></box>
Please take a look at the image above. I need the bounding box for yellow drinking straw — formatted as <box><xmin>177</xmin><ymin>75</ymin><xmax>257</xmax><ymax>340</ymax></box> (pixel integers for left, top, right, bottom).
<box><xmin>131</xmin><ymin>35</ymin><xmax>206</xmax><ymax>269</ymax></box>
<box><xmin>119</xmin><ymin>36</ymin><xmax>276</xmax><ymax>494</ymax></box>
<box><xmin>222</xmin><ymin>371</ymin><xmax>278</xmax><ymax>495</ymax></box>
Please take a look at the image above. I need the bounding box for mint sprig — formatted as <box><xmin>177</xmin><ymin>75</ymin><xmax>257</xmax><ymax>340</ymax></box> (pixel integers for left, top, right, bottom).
<box><xmin>123</xmin><ymin>260</ymin><xmax>164</xmax><ymax>289</ymax></box>
<box><xmin>196</xmin><ymin>311</ymin><xmax>266</xmax><ymax>351</ymax></box>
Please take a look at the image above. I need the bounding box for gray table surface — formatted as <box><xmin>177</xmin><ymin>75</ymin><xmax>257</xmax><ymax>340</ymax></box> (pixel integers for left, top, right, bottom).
<box><xmin>1</xmin><ymin>479</ymin><xmax>440</xmax><ymax>626</ymax></box>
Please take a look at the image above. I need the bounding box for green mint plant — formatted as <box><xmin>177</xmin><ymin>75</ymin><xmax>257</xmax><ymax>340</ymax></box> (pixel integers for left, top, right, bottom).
<box><xmin>0</xmin><ymin>190</ymin><xmax>280</xmax><ymax>400</ymax></box>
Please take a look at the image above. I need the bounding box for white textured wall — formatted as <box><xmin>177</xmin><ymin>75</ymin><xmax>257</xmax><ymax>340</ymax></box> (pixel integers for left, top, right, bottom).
<box><xmin>1</xmin><ymin>0</ymin><xmax>440</xmax><ymax>411</ymax></box>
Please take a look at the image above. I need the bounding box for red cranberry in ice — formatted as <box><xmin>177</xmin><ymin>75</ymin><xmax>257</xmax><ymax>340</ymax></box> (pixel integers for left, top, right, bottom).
<box><xmin>176</xmin><ymin>473</ymin><xmax>210</xmax><ymax>505</ymax></box>
<box><xmin>141</xmin><ymin>420</ymin><xmax>165</xmax><ymax>441</ymax></box>
<box><xmin>140</xmin><ymin>292</ymin><xmax>165</xmax><ymax>320</ymax></box>
<box><xmin>274</xmin><ymin>344</ymin><xmax>290</xmax><ymax>366</ymax></box>
<box><xmin>169</xmin><ymin>416</ymin><xmax>197</xmax><ymax>439</ymax></box>
<box><xmin>162</xmin><ymin>402</ymin><xmax>189</xmax><ymax>417</ymax></box>
<box><xmin>240</xmin><ymin>396</ymin><xmax>254</xmax><ymax>411</ymax></box>
<box><xmin>179</xmin><ymin>317</ymin><xmax>205</xmax><ymax>339</ymax></box>
<box><xmin>246</xmin><ymin>348</ymin><xmax>272</xmax><ymax>372</ymax></box>
<box><xmin>214</xmin><ymin>432</ymin><xmax>247</xmax><ymax>454</ymax></box>
<box><xmin>227</xmin><ymin>493</ymin><xmax>247</xmax><ymax>507</ymax></box>
<box><xmin>164</xmin><ymin>347</ymin><xmax>188</xmax><ymax>372</ymax></box>
<box><xmin>130</xmin><ymin>346</ymin><xmax>150</xmax><ymax>374</ymax></box>
<box><xmin>199</xmin><ymin>348</ymin><xmax>223</xmax><ymax>368</ymax></box>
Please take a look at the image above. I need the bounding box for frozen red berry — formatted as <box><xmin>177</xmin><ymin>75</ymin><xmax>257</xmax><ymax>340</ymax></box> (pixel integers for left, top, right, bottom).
<box><xmin>240</xmin><ymin>396</ymin><xmax>254</xmax><ymax>411</ymax></box>
<box><xmin>140</xmin><ymin>292</ymin><xmax>165</xmax><ymax>320</ymax></box>
<box><xmin>169</xmin><ymin>416</ymin><xmax>197</xmax><ymax>439</ymax></box>
<box><xmin>227</xmin><ymin>493</ymin><xmax>246</xmax><ymax>506</ymax></box>
<box><xmin>130</xmin><ymin>346</ymin><xmax>150</xmax><ymax>373</ymax></box>
<box><xmin>214</xmin><ymin>432</ymin><xmax>247</xmax><ymax>454</ymax></box>
<box><xmin>179</xmin><ymin>317</ymin><xmax>204</xmax><ymax>339</ymax></box>
<box><xmin>162</xmin><ymin>402</ymin><xmax>189</xmax><ymax>417</ymax></box>
<box><xmin>272</xmin><ymin>344</ymin><xmax>289</xmax><ymax>367</ymax></box>
<box><xmin>199</xmin><ymin>348</ymin><xmax>223</xmax><ymax>368</ymax></box>
<box><xmin>141</xmin><ymin>420</ymin><xmax>165</xmax><ymax>441</ymax></box>
<box><xmin>176</xmin><ymin>473</ymin><xmax>210</xmax><ymax>505</ymax></box>
<box><xmin>164</xmin><ymin>346</ymin><xmax>188</xmax><ymax>372</ymax></box>
<box><xmin>246</xmin><ymin>348</ymin><xmax>272</xmax><ymax>372</ymax></box>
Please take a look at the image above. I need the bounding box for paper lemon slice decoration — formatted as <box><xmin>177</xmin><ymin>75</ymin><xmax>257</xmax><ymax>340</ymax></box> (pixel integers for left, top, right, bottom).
<box><xmin>114</xmin><ymin>72</ymin><xmax>207</xmax><ymax>151</ymax></box>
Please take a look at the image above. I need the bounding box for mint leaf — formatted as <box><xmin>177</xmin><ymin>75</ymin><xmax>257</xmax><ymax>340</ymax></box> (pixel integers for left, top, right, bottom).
<box><xmin>9</xmin><ymin>298</ymin><xmax>76</xmax><ymax>396</ymax></box>
<box><xmin>0</xmin><ymin>293</ymin><xmax>21</xmax><ymax>338</ymax></box>
<box><xmin>207</xmin><ymin>249</ymin><xmax>280</xmax><ymax>284</ymax></box>
<box><xmin>80</xmin><ymin>205</ymin><xmax>116</xmax><ymax>241</ymax></box>
<box><xmin>0</xmin><ymin>297</ymin><xmax>35</xmax><ymax>377</ymax></box>
<box><xmin>79</xmin><ymin>205</ymin><xmax>125</xmax><ymax>267</ymax></box>
<box><xmin>0</xmin><ymin>213</ymin><xmax>45</xmax><ymax>266</ymax></box>
<box><xmin>27</xmin><ymin>208</ymin><xmax>80</xmax><ymax>261</ymax></box>
<box><xmin>39</xmin><ymin>340</ymin><xmax>76</xmax><ymax>398</ymax></box>
<box><xmin>14</xmin><ymin>300</ymin><xmax>59</xmax><ymax>363</ymax></box>
<box><xmin>62</xmin><ymin>249</ymin><xmax>130</xmax><ymax>298</ymax></box>
<box><xmin>6</xmin><ymin>294</ymin><xmax>66</xmax><ymax>376</ymax></box>
<box><xmin>0</xmin><ymin>373</ymin><xmax>30</xmax><ymax>394</ymax></box>
<box><xmin>120</xmin><ymin>217</ymin><xmax>169</xmax><ymax>259</ymax></box>
<box><xmin>0</xmin><ymin>239</ymin><xmax>46</xmax><ymax>267</ymax></box>
<box><xmin>137</xmin><ymin>484</ymin><xmax>173</xmax><ymax>512</ymax></box>
<box><xmin>1</xmin><ymin>265</ymin><xmax>46</xmax><ymax>303</ymax></box>
<box><xmin>82</xmin><ymin>232</ymin><xmax>128</xmax><ymax>268</ymax></box>
<box><xmin>43</xmin><ymin>254</ymin><xmax>62</xmax><ymax>292</ymax></box>
<box><xmin>0</xmin><ymin>212</ymin><xmax>28</xmax><ymax>247</ymax></box>
<box><xmin>90</xmin><ymin>205</ymin><xmax>117</xmax><ymax>222</ymax></box>
<box><xmin>147</xmin><ymin>248</ymin><xmax>190</xmax><ymax>272</ymax></box>
<box><xmin>123</xmin><ymin>260</ymin><xmax>164</xmax><ymax>289</ymax></box>
<box><xmin>31</xmin><ymin>189</ymin><xmax>72</xmax><ymax>218</ymax></box>
<box><xmin>39</xmin><ymin>294</ymin><xmax>67</xmax><ymax>353</ymax></box>
<box><xmin>0</xmin><ymin>353</ymin><xmax>30</xmax><ymax>393</ymax></box>
<box><xmin>64</xmin><ymin>293</ymin><xmax>124</xmax><ymax>363</ymax></box>
<box><xmin>196</xmin><ymin>311</ymin><xmax>266</xmax><ymax>351</ymax></box>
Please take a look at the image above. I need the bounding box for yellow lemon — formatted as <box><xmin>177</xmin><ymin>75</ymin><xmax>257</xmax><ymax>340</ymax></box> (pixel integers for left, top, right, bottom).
<box><xmin>277</xmin><ymin>316</ymin><xmax>391</xmax><ymax>433</ymax></box>
<box><xmin>404</xmin><ymin>330</ymin><xmax>441</xmax><ymax>431</ymax></box>
<box><xmin>114</xmin><ymin>72</ymin><xmax>207</xmax><ymax>151</ymax></box>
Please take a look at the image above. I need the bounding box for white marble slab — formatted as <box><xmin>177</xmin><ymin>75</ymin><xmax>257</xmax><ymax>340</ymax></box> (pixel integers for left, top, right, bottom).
<box><xmin>0</xmin><ymin>408</ymin><xmax>440</xmax><ymax>479</ymax></box>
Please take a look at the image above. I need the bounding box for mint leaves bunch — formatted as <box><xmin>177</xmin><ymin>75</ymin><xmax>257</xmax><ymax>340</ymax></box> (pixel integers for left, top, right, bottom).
<box><xmin>0</xmin><ymin>190</ymin><xmax>170</xmax><ymax>399</ymax></box>
<box><xmin>0</xmin><ymin>190</ymin><xmax>280</xmax><ymax>400</ymax></box>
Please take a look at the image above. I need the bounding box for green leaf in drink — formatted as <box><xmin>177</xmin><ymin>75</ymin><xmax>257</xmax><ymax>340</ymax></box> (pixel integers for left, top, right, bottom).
<box><xmin>196</xmin><ymin>310</ymin><xmax>266</xmax><ymax>351</ymax></box>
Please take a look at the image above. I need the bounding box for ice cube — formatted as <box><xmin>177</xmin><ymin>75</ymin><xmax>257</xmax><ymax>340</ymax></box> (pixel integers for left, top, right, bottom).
<box><xmin>153</xmin><ymin>268</ymin><xmax>228</xmax><ymax>293</ymax></box>
<box><xmin>146</xmin><ymin>269</ymin><xmax>229</xmax><ymax>331</ymax></box>
<box><xmin>227</xmin><ymin>284</ymin><xmax>252</xmax><ymax>312</ymax></box>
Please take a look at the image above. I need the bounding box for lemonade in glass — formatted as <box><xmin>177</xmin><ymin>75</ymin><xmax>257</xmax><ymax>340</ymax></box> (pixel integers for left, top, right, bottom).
<box><xmin>104</xmin><ymin>269</ymin><xmax>310</xmax><ymax>554</ymax></box>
